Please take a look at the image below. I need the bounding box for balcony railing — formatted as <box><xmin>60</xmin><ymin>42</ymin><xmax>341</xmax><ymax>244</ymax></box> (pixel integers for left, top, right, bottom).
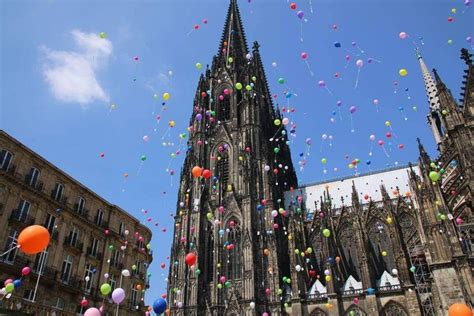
<box><xmin>86</xmin><ymin>247</ymin><xmax>102</xmax><ymax>259</ymax></box>
<box><xmin>378</xmin><ymin>284</ymin><xmax>402</xmax><ymax>292</ymax></box>
<box><xmin>63</xmin><ymin>236</ymin><xmax>84</xmax><ymax>253</ymax></box>
<box><xmin>110</xmin><ymin>259</ymin><xmax>123</xmax><ymax>270</ymax></box>
<box><xmin>9</xmin><ymin>210</ymin><xmax>35</xmax><ymax>226</ymax></box>
<box><xmin>59</xmin><ymin>275</ymin><xmax>82</xmax><ymax>293</ymax></box>
<box><xmin>24</xmin><ymin>175</ymin><xmax>44</xmax><ymax>192</ymax></box>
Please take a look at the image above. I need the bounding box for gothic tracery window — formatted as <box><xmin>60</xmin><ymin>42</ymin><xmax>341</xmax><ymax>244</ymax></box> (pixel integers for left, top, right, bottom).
<box><xmin>310</xmin><ymin>308</ymin><xmax>328</xmax><ymax>316</ymax></box>
<box><xmin>367</xmin><ymin>219</ymin><xmax>396</xmax><ymax>278</ymax></box>
<box><xmin>218</xmin><ymin>94</ymin><xmax>231</xmax><ymax>121</ymax></box>
<box><xmin>224</xmin><ymin>220</ymin><xmax>242</xmax><ymax>280</ymax></box>
<box><xmin>381</xmin><ymin>301</ymin><xmax>409</xmax><ymax>316</ymax></box>
<box><xmin>216</xmin><ymin>149</ymin><xmax>230</xmax><ymax>188</ymax></box>
<box><xmin>345</xmin><ymin>305</ymin><xmax>367</xmax><ymax>316</ymax></box>
<box><xmin>337</xmin><ymin>224</ymin><xmax>361</xmax><ymax>280</ymax></box>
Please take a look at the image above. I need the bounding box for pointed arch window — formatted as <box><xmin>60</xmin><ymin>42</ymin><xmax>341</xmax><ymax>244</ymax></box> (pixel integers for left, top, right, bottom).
<box><xmin>222</xmin><ymin>219</ymin><xmax>242</xmax><ymax>280</ymax></box>
<box><xmin>218</xmin><ymin>95</ymin><xmax>231</xmax><ymax>121</ymax></box>
<box><xmin>216</xmin><ymin>149</ymin><xmax>230</xmax><ymax>188</ymax></box>
<box><xmin>367</xmin><ymin>219</ymin><xmax>396</xmax><ymax>278</ymax></box>
<box><xmin>337</xmin><ymin>223</ymin><xmax>360</xmax><ymax>280</ymax></box>
<box><xmin>381</xmin><ymin>301</ymin><xmax>409</xmax><ymax>316</ymax></box>
<box><xmin>310</xmin><ymin>308</ymin><xmax>328</xmax><ymax>316</ymax></box>
<box><xmin>345</xmin><ymin>304</ymin><xmax>367</xmax><ymax>316</ymax></box>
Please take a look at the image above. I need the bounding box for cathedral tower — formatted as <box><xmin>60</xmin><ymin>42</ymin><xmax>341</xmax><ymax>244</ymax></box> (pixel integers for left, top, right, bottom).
<box><xmin>167</xmin><ymin>1</ymin><xmax>297</xmax><ymax>314</ymax></box>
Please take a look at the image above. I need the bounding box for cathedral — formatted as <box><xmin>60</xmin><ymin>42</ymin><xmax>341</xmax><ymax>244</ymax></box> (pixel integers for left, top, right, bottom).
<box><xmin>167</xmin><ymin>1</ymin><xmax>473</xmax><ymax>315</ymax></box>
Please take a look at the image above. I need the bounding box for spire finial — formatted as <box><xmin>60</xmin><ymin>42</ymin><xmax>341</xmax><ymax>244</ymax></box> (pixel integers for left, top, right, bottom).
<box><xmin>415</xmin><ymin>47</ymin><xmax>422</xmax><ymax>59</ymax></box>
<box><xmin>460</xmin><ymin>48</ymin><xmax>473</xmax><ymax>65</ymax></box>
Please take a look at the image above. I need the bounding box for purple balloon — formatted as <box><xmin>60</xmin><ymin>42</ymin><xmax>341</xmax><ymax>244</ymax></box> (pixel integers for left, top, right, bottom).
<box><xmin>195</xmin><ymin>113</ymin><xmax>202</xmax><ymax>121</ymax></box>
<box><xmin>84</xmin><ymin>308</ymin><xmax>101</xmax><ymax>316</ymax></box>
<box><xmin>296</xmin><ymin>10</ymin><xmax>305</xmax><ymax>19</ymax></box>
<box><xmin>112</xmin><ymin>288</ymin><xmax>126</xmax><ymax>304</ymax></box>
<box><xmin>349</xmin><ymin>106</ymin><xmax>357</xmax><ymax>114</ymax></box>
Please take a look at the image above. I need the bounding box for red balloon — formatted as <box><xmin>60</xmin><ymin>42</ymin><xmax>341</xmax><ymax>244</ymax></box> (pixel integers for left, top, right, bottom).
<box><xmin>185</xmin><ymin>253</ymin><xmax>197</xmax><ymax>266</ymax></box>
<box><xmin>202</xmin><ymin>169</ymin><xmax>212</xmax><ymax>179</ymax></box>
<box><xmin>290</xmin><ymin>2</ymin><xmax>297</xmax><ymax>9</ymax></box>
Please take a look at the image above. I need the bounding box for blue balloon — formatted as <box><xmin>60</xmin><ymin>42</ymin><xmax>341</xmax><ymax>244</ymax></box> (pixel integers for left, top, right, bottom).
<box><xmin>13</xmin><ymin>279</ymin><xmax>21</xmax><ymax>288</ymax></box>
<box><xmin>367</xmin><ymin>287</ymin><xmax>375</xmax><ymax>295</ymax></box>
<box><xmin>256</xmin><ymin>204</ymin><xmax>263</xmax><ymax>211</ymax></box>
<box><xmin>334</xmin><ymin>42</ymin><xmax>341</xmax><ymax>48</ymax></box>
<box><xmin>153</xmin><ymin>298</ymin><xmax>167</xmax><ymax>314</ymax></box>
<box><xmin>366</xmin><ymin>160</ymin><xmax>371</xmax><ymax>165</ymax></box>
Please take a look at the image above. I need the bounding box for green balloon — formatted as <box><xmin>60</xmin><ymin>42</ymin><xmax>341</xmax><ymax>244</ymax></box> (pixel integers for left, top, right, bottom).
<box><xmin>440</xmin><ymin>214</ymin><xmax>446</xmax><ymax>221</ymax></box>
<box><xmin>217</xmin><ymin>283</ymin><xmax>223</xmax><ymax>289</ymax></box>
<box><xmin>323</xmin><ymin>228</ymin><xmax>331</xmax><ymax>237</ymax></box>
<box><xmin>108</xmin><ymin>245</ymin><xmax>114</xmax><ymax>251</ymax></box>
<box><xmin>141</xmin><ymin>155</ymin><xmax>147</xmax><ymax>161</ymax></box>
<box><xmin>235</xmin><ymin>83</ymin><xmax>243</xmax><ymax>90</ymax></box>
<box><xmin>429</xmin><ymin>171</ymin><xmax>440</xmax><ymax>182</ymax></box>
<box><xmin>5</xmin><ymin>283</ymin><xmax>14</xmax><ymax>293</ymax></box>
<box><xmin>100</xmin><ymin>283</ymin><xmax>111</xmax><ymax>295</ymax></box>
<box><xmin>251</xmin><ymin>76</ymin><xmax>257</xmax><ymax>82</ymax></box>
<box><xmin>430</xmin><ymin>162</ymin><xmax>436</xmax><ymax>169</ymax></box>
<box><xmin>195</xmin><ymin>269</ymin><xmax>201</xmax><ymax>276</ymax></box>
<box><xmin>410</xmin><ymin>266</ymin><xmax>416</xmax><ymax>273</ymax></box>
<box><xmin>228</xmin><ymin>57</ymin><xmax>233</xmax><ymax>63</ymax></box>
<box><xmin>278</xmin><ymin>78</ymin><xmax>285</xmax><ymax>84</ymax></box>
<box><xmin>246</xmin><ymin>85</ymin><xmax>252</xmax><ymax>91</ymax></box>
<box><xmin>225</xmin><ymin>281</ymin><xmax>231</xmax><ymax>288</ymax></box>
<box><xmin>274</xmin><ymin>147</ymin><xmax>280</xmax><ymax>154</ymax></box>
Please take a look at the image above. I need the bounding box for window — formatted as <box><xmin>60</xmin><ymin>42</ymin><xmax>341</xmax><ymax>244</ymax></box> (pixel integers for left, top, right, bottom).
<box><xmin>27</xmin><ymin>167</ymin><xmax>40</xmax><ymax>187</ymax></box>
<box><xmin>90</xmin><ymin>238</ymin><xmax>99</xmax><ymax>257</ymax></box>
<box><xmin>84</xmin><ymin>263</ymin><xmax>94</xmax><ymax>293</ymax></box>
<box><xmin>54</xmin><ymin>297</ymin><xmax>65</xmax><ymax>310</ymax></box>
<box><xmin>52</xmin><ymin>183</ymin><xmax>64</xmax><ymax>202</ymax></box>
<box><xmin>33</xmin><ymin>248</ymin><xmax>48</xmax><ymax>274</ymax></box>
<box><xmin>112</xmin><ymin>249</ymin><xmax>120</xmax><ymax>266</ymax></box>
<box><xmin>23</xmin><ymin>289</ymin><xmax>35</xmax><ymax>301</ymax></box>
<box><xmin>44</xmin><ymin>214</ymin><xmax>56</xmax><ymax>234</ymax></box>
<box><xmin>2</xmin><ymin>230</ymin><xmax>18</xmax><ymax>263</ymax></box>
<box><xmin>129</xmin><ymin>284</ymin><xmax>138</xmax><ymax>309</ymax></box>
<box><xmin>69</xmin><ymin>226</ymin><xmax>79</xmax><ymax>246</ymax></box>
<box><xmin>0</xmin><ymin>150</ymin><xmax>13</xmax><ymax>171</ymax></box>
<box><xmin>119</xmin><ymin>222</ymin><xmax>125</xmax><ymax>237</ymax></box>
<box><xmin>137</xmin><ymin>239</ymin><xmax>144</xmax><ymax>249</ymax></box>
<box><xmin>96</xmin><ymin>209</ymin><xmax>104</xmax><ymax>226</ymax></box>
<box><xmin>216</xmin><ymin>150</ymin><xmax>229</xmax><ymax>188</ymax></box>
<box><xmin>135</xmin><ymin>260</ymin><xmax>141</xmax><ymax>274</ymax></box>
<box><xmin>218</xmin><ymin>94</ymin><xmax>231</xmax><ymax>121</ymax></box>
<box><xmin>76</xmin><ymin>197</ymin><xmax>85</xmax><ymax>213</ymax></box>
<box><xmin>16</xmin><ymin>200</ymin><xmax>31</xmax><ymax>222</ymax></box>
<box><xmin>60</xmin><ymin>255</ymin><xmax>73</xmax><ymax>283</ymax></box>
<box><xmin>109</xmin><ymin>275</ymin><xmax>116</xmax><ymax>292</ymax></box>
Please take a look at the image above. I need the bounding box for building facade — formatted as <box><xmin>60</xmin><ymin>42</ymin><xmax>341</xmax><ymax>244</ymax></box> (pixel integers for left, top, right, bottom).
<box><xmin>167</xmin><ymin>1</ymin><xmax>473</xmax><ymax>315</ymax></box>
<box><xmin>0</xmin><ymin>131</ymin><xmax>153</xmax><ymax>315</ymax></box>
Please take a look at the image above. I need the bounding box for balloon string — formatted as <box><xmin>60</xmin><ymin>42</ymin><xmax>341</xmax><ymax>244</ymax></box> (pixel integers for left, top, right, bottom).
<box><xmin>304</xmin><ymin>61</ymin><xmax>314</xmax><ymax>77</ymax></box>
<box><xmin>161</xmin><ymin>127</ymin><xmax>171</xmax><ymax>140</ymax></box>
<box><xmin>382</xmin><ymin>145</ymin><xmax>390</xmax><ymax>158</ymax></box>
<box><xmin>300</xmin><ymin>23</ymin><xmax>304</xmax><ymax>42</ymax></box>
<box><xmin>32</xmin><ymin>250</ymin><xmax>46</xmax><ymax>302</ymax></box>
<box><xmin>324</xmin><ymin>87</ymin><xmax>333</xmax><ymax>96</ymax></box>
<box><xmin>354</xmin><ymin>68</ymin><xmax>361</xmax><ymax>89</ymax></box>
<box><xmin>309</xmin><ymin>0</ymin><xmax>314</xmax><ymax>13</ymax></box>
<box><xmin>186</xmin><ymin>29</ymin><xmax>194</xmax><ymax>37</ymax></box>
<box><xmin>136</xmin><ymin>161</ymin><xmax>144</xmax><ymax>176</ymax></box>
<box><xmin>350</xmin><ymin>115</ymin><xmax>355</xmax><ymax>133</ymax></box>
<box><xmin>0</xmin><ymin>245</ymin><xmax>19</xmax><ymax>257</ymax></box>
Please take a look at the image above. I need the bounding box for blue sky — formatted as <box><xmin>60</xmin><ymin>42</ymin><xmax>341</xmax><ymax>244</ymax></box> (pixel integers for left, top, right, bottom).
<box><xmin>1</xmin><ymin>0</ymin><xmax>472</xmax><ymax>307</ymax></box>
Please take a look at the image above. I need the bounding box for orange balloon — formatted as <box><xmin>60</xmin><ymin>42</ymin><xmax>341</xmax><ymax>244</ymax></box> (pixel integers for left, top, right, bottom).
<box><xmin>18</xmin><ymin>225</ymin><xmax>50</xmax><ymax>255</ymax></box>
<box><xmin>192</xmin><ymin>166</ymin><xmax>202</xmax><ymax>178</ymax></box>
<box><xmin>448</xmin><ymin>303</ymin><xmax>472</xmax><ymax>316</ymax></box>
<box><xmin>165</xmin><ymin>309</ymin><xmax>171</xmax><ymax>316</ymax></box>
<box><xmin>136</xmin><ymin>284</ymin><xmax>142</xmax><ymax>291</ymax></box>
<box><xmin>264</xmin><ymin>249</ymin><xmax>270</xmax><ymax>256</ymax></box>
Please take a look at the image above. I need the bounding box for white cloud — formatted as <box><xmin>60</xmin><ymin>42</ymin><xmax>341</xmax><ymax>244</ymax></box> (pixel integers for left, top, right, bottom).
<box><xmin>41</xmin><ymin>30</ymin><xmax>113</xmax><ymax>106</ymax></box>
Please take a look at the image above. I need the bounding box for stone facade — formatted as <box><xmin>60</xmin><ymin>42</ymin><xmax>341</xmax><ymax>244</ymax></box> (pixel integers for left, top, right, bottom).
<box><xmin>0</xmin><ymin>130</ymin><xmax>153</xmax><ymax>315</ymax></box>
<box><xmin>167</xmin><ymin>1</ymin><xmax>473</xmax><ymax>315</ymax></box>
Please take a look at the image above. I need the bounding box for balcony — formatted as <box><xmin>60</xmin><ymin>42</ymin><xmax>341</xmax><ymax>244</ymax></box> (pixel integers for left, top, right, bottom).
<box><xmin>86</xmin><ymin>247</ymin><xmax>102</xmax><ymax>260</ymax></box>
<box><xmin>63</xmin><ymin>236</ymin><xmax>84</xmax><ymax>253</ymax></box>
<box><xmin>110</xmin><ymin>259</ymin><xmax>123</xmax><ymax>271</ymax></box>
<box><xmin>378</xmin><ymin>284</ymin><xmax>402</xmax><ymax>293</ymax></box>
<box><xmin>24</xmin><ymin>175</ymin><xmax>44</xmax><ymax>192</ymax></box>
<box><xmin>8</xmin><ymin>210</ymin><xmax>35</xmax><ymax>226</ymax></box>
<box><xmin>51</xmin><ymin>190</ymin><xmax>68</xmax><ymax>206</ymax></box>
<box><xmin>94</xmin><ymin>216</ymin><xmax>109</xmax><ymax>229</ymax></box>
<box><xmin>59</xmin><ymin>275</ymin><xmax>82</xmax><ymax>294</ymax></box>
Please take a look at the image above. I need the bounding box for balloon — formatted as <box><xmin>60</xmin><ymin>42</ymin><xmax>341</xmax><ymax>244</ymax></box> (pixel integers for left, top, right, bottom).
<box><xmin>250</xmin><ymin>302</ymin><xmax>256</xmax><ymax>309</ymax></box>
<box><xmin>290</xmin><ymin>2</ymin><xmax>297</xmax><ymax>9</ymax></box>
<box><xmin>163</xmin><ymin>92</ymin><xmax>170</xmax><ymax>101</ymax></box>
<box><xmin>318</xmin><ymin>80</ymin><xmax>326</xmax><ymax>88</ymax></box>
<box><xmin>235</xmin><ymin>82</ymin><xmax>242</xmax><ymax>90</ymax></box>
<box><xmin>322</xmin><ymin>229</ymin><xmax>331</xmax><ymax>237</ymax></box>
<box><xmin>112</xmin><ymin>288</ymin><xmax>125</xmax><ymax>304</ymax></box>
<box><xmin>278</xmin><ymin>78</ymin><xmax>285</xmax><ymax>84</ymax></box>
<box><xmin>21</xmin><ymin>266</ymin><xmax>31</xmax><ymax>276</ymax></box>
<box><xmin>399</xmin><ymin>32</ymin><xmax>407</xmax><ymax>39</ymax></box>
<box><xmin>356</xmin><ymin>59</ymin><xmax>364</xmax><ymax>68</ymax></box>
<box><xmin>185</xmin><ymin>253</ymin><xmax>197</xmax><ymax>266</ymax></box>
<box><xmin>349</xmin><ymin>106</ymin><xmax>357</xmax><ymax>114</ymax></box>
<box><xmin>274</xmin><ymin>119</ymin><xmax>281</xmax><ymax>126</ymax></box>
<box><xmin>448</xmin><ymin>303</ymin><xmax>472</xmax><ymax>316</ymax></box>
<box><xmin>153</xmin><ymin>298</ymin><xmax>167</xmax><ymax>314</ymax></box>
<box><xmin>18</xmin><ymin>225</ymin><xmax>50</xmax><ymax>255</ymax></box>
<box><xmin>399</xmin><ymin>69</ymin><xmax>408</xmax><ymax>77</ymax></box>
<box><xmin>99</xmin><ymin>32</ymin><xmax>107</xmax><ymax>39</ymax></box>
<box><xmin>100</xmin><ymin>283</ymin><xmax>111</xmax><ymax>295</ymax></box>
<box><xmin>5</xmin><ymin>283</ymin><xmax>14</xmax><ymax>293</ymax></box>
<box><xmin>195</xmin><ymin>63</ymin><xmax>202</xmax><ymax>70</ymax></box>
<box><xmin>122</xmin><ymin>269</ymin><xmax>130</xmax><ymax>277</ymax></box>
<box><xmin>296</xmin><ymin>10</ymin><xmax>305</xmax><ymax>19</ymax></box>
<box><xmin>84</xmin><ymin>307</ymin><xmax>101</xmax><ymax>316</ymax></box>
<box><xmin>13</xmin><ymin>279</ymin><xmax>21</xmax><ymax>288</ymax></box>
<box><xmin>80</xmin><ymin>299</ymin><xmax>88</xmax><ymax>307</ymax></box>
<box><xmin>140</xmin><ymin>155</ymin><xmax>147</xmax><ymax>161</ymax></box>
<box><xmin>429</xmin><ymin>171</ymin><xmax>440</xmax><ymax>182</ymax></box>
<box><xmin>369</xmin><ymin>134</ymin><xmax>376</xmax><ymax>141</ymax></box>
<box><xmin>192</xmin><ymin>166</ymin><xmax>202</xmax><ymax>178</ymax></box>
<box><xmin>321</xmin><ymin>158</ymin><xmax>327</xmax><ymax>164</ymax></box>
<box><xmin>334</xmin><ymin>41</ymin><xmax>341</xmax><ymax>48</ymax></box>
<box><xmin>301</xmin><ymin>52</ymin><xmax>308</xmax><ymax>60</ymax></box>
<box><xmin>202</xmin><ymin>169</ymin><xmax>212</xmax><ymax>179</ymax></box>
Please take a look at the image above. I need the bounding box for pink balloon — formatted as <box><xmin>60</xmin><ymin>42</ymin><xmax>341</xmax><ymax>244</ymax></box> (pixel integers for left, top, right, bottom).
<box><xmin>21</xmin><ymin>267</ymin><xmax>31</xmax><ymax>276</ymax></box>
<box><xmin>356</xmin><ymin>59</ymin><xmax>364</xmax><ymax>68</ymax></box>
<box><xmin>399</xmin><ymin>32</ymin><xmax>407</xmax><ymax>39</ymax></box>
<box><xmin>301</xmin><ymin>52</ymin><xmax>308</xmax><ymax>60</ymax></box>
<box><xmin>4</xmin><ymin>279</ymin><xmax>13</xmax><ymax>286</ymax></box>
<box><xmin>369</xmin><ymin>134</ymin><xmax>376</xmax><ymax>141</ymax></box>
<box><xmin>378</xmin><ymin>140</ymin><xmax>384</xmax><ymax>146</ymax></box>
<box><xmin>84</xmin><ymin>307</ymin><xmax>101</xmax><ymax>316</ymax></box>
<box><xmin>318</xmin><ymin>80</ymin><xmax>326</xmax><ymax>88</ymax></box>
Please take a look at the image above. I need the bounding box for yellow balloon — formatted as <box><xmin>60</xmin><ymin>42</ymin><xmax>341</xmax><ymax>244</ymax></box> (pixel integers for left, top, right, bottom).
<box><xmin>451</xmin><ymin>8</ymin><xmax>456</xmax><ymax>13</ymax></box>
<box><xmin>385</xmin><ymin>120</ymin><xmax>391</xmax><ymax>127</ymax></box>
<box><xmin>399</xmin><ymin>68</ymin><xmax>408</xmax><ymax>77</ymax></box>
<box><xmin>168</xmin><ymin>120</ymin><xmax>175</xmax><ymax>127</ymax></box>
<box><xmin>163</xmin><ymin>92</ymin><xmax>170</xmax><ymax>101</ymax></box>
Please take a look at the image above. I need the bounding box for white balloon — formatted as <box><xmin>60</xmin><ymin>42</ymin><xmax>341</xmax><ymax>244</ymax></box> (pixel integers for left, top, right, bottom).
<box><xmin>250</xmin><ymin>302</ymin><xmax>255</xmax><ymax>309</ymax></box>
<box><xmin>121</xmin><ymin>269</ymin><xmax>131</xmax><ymax>277</ymax></box>
<box><xmin>295</xmin><ymin>265</ymin><xmax>302</xmax><ymax>272</ymax></box>
<box><xmin>85</xmin><ymin>276</ymin><xmax>90</xmax><ymax>282</ymax></box>
<box><xmin>392</xmin><ymin>269</ymin><xmax>398</xmax><ymax>275</ymax></box>
<box><xmin>0</xmin><ymin>288</ymin><xmax>6</xmax><ymax>295</ymax></box>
